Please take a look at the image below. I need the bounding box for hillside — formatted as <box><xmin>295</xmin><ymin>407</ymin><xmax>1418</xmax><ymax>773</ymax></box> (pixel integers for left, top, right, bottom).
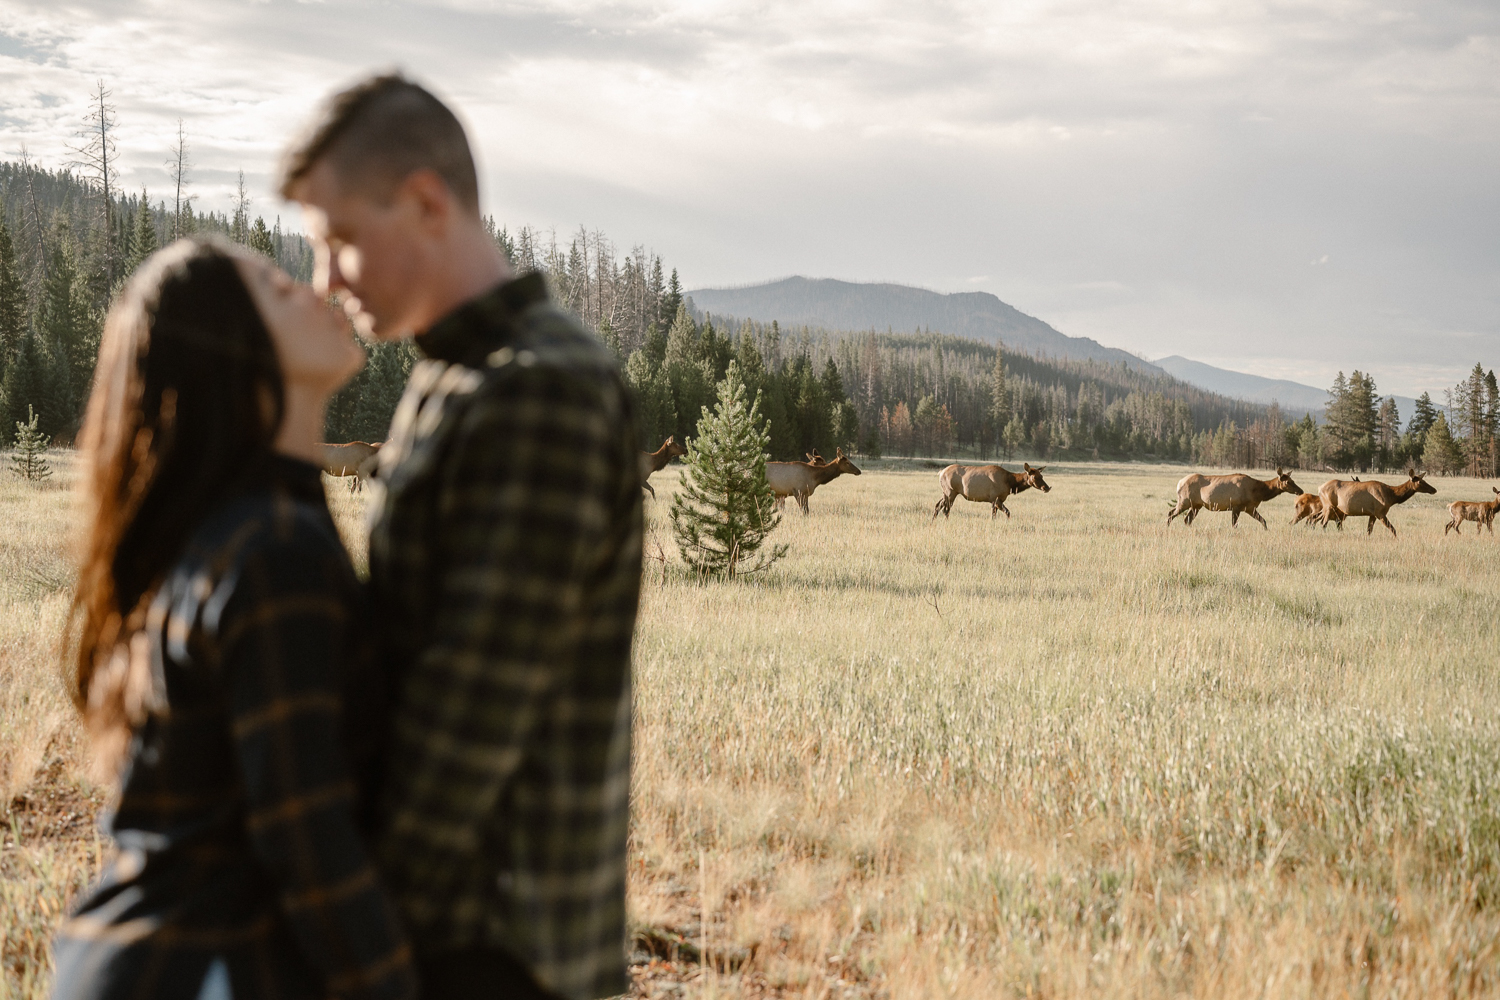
<box><xmin>688</xmin><ymin>277</ymin><xmax>1165</xmax><ymax>374</ymax></box>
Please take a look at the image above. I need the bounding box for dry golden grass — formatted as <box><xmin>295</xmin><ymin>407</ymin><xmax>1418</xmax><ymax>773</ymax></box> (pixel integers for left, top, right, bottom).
<box><xmin>5</xmin><ymin>455</ymin><xmax>1500</xmax><ymax>998</ymax></box>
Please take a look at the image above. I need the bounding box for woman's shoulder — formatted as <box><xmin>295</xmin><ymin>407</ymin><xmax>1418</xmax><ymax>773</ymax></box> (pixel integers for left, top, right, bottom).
<box><xmin>167</xmin><ymin>476</ymin><xmax>355</xmax><ymax>623</ymax></box>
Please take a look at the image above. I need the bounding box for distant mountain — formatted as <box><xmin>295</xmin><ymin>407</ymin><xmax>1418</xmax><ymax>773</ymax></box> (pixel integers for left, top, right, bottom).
<box><xmin>687</xmin><ymin>277</ymin><xmax>1165</xmax><ymax>375</ymax></box>
<box><xmin>1153</xmin><ymin>357</ymin><xmax>1329</xmax><ymax>415</ymax></box>
<box><xmin>1154</xmin><ymin>356</ymin><xmax>1419</xmax><ymax>422</ymax></box>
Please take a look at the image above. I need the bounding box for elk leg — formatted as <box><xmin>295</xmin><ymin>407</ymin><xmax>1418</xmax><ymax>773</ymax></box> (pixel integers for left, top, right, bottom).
<box><xmin>1231</xmin><ymin>510</ymin><xmax>1241</xmax><ymax>527</ymax></box>
<box><xmin>1247</xmin><ymin>508</ymin><xmax>1268</xmax><ymax>530</ymax></box>
<box><xmin>1381</xmin><ymin>515</ymin><xmax>1397</xmax><ymax>539</ymax></box>
<box><xmin>797</xmin><ymin>492</ymin><xmax>810</xmax><ymax>515</ymax></box>
<box><xmin>1166</xmin><ymin>502</ymin><xmax>1185</xmax><ymax>526</ymax></box>
<box><xmin>999</xmin><ymin>501</ymin><xmax>1011</xmax><ymax>519</ymax></box>
<box><xmin>1446</xmin><ymin>520</ymin><xmax>1456</xmax><ymax>536</ymax></box>
<box><xmin>642</xmin><ymin>481</ymin><xmax>656</xmax><ymax>500</ymax></box>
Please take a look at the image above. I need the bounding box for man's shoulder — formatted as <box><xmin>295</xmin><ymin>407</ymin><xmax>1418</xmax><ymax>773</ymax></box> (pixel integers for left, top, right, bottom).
<box><xmin>464</xmin><ymin>302</ymin><xmax>629</xmax><ymax>415</ymax></box>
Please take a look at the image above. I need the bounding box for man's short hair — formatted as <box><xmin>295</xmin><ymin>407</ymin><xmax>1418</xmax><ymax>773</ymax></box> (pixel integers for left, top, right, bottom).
<box><xmin>279</xmin><ymin>73</ymin><xmax>480</xmax><ymax>213</ymax></box>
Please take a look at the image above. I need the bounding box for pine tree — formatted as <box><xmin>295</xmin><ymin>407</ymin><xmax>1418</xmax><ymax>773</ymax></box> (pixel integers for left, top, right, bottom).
<box><xmin>125</xmin><ymin>186</ymin><xmax>159</xmax><ymax>275</ymax></box>
<box><xmin>248</xmin><ymin>216</ymin><xmax>276</xmax><ymax>259</ymax></box>
<box><xmin>659</xmin><ymin>268</ymin><xmax>682</xmax><ymax>332</ymax></box>
<box><xmin>1</xmin><ymin>330</ymin><xmax>65</xmax><ymax>444</ymax></box>
<box><xmin>1422</xmin><ymin>412</ymin><xmax>1463</xmax><ymax>475</ymax></box>
<box><xmin>990</xmin><ymin>346</ymin><xmax>1010</xmax><ymax>456</ymax></box>
<box><xmin>0</xmin><ymin>214</ymin><xmax>24</xmax><ymax>378</ymax></box>
<box><xmin>1409</xmin><ymin>392</ymin><xmax>1438</xmax><ymax>446</ymax></box>
<box><xmin>1376</xmin><ymin>397</ymin><xmax>1401</xmax><ymax>468</ymax></box>
<box><xmin>9</xmin><ymin>404</ymin><xmax>53</xmax><ymax>482</ymax></box>
<box><xmin>231</xmin><ymin>171</ymin><xmax>250</xmax><ymax>244</ymax></box>
<box><xmin>670</xmin><ymin>362</ymin><xmax>786</xmax><ymax>579</ymax></box>
<box><xmin>37</xmin><ymin>233</ymin><xmax>95</xmax><ymax>419</ymax></box>
<box><xmin>664</xmin><ymin>302</ymin><xmax>708</xmax><ymax>443</ymax></box>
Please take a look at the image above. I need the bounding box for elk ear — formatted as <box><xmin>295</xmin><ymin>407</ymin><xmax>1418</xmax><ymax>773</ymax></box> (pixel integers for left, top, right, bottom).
<box><xmin>1024</xmin><ymin>462</ymin><xmax>1033</xmax><ymax>471</ymax></box>
<box><xmin>836</xmin><ymin>447</ymin><xmax>844</xmax><ymax>458</ymax></box>
<box><xmin>1277</xmin><ymin>466</ymin><xmax>1283</xmax><ymax>475</ymax></box>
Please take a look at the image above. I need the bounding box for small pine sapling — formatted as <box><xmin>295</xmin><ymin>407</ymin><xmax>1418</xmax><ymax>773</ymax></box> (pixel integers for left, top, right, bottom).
<box><xmin>670</xmin><ymin>362</ymin><xmax>786</xmax><ymax>579</ymax></box>
<box><xmin>10</xmin><ymin>405</ymin><xmax>53</xmax><ymax>483</ymax></box>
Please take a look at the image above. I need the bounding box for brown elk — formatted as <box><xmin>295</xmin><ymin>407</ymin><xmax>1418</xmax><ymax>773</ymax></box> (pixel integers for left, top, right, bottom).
<box><xmin>640</xmin><ymin>436</ymin><xmax>688</xmax><ymax>499</ymax></box>
<box><xmin>1444</xmin><ymin>487</ymin><xmax>1500</xmax><ymax>536</ymax></box>
<box><xmin>1318</xmin><ymin>468</ymin><xmax>1436</xmax><ymax>537</ymax></box>
<box><xmin>320</xmin><ymin>441</ymin><xmax>382</xmax><ymax>493</ymax></box>
<box><xmin>932</xmin><ymin>463</ymin><xmax>1051</xmax><ymax>520</ymax></box>
<box><xmin>766</xmin><ymin>448</ymin><xmax>862</xmax><ymax>514</ymax></box>
<box><xmin>1289</xmin><ymin>490</ymin><xmax>1348</xmax><ymax>529</ymax></box>
<box><xmin>1166</xmin><ymin>468</ymin><xmax>1302</xmax><ymax>529</ymax></box>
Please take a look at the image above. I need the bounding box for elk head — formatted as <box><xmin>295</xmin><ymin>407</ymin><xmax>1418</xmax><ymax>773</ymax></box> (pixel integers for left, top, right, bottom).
<box><xmin>832</xmin><ymin>447</ymin><xmax>861</xmax><ymax>476</ymax></box>
<box><xmin>666</xmin><ymin>436</ymin><xmax>688</xmax><ymax>460</ymax></box>
<box><xmin>1022</xmin><ymin>462</ymin><xmax>1051</xmax><ymax>493</ymax></box>
<box><xmin>1407</xmin><ymin>468</ymin><xmax>1437</xmax><ymax>495</ymax></box>
<box><xmin>1273</xmin><ymin>467</ymin><xmax>1303</xmax><ymax>495</ymax></box>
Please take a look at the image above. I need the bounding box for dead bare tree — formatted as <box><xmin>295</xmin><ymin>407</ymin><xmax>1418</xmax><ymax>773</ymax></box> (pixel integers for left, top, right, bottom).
<box><xmin>167</xmin><ymin>119</ymin><xmax>191</xmax><ymax>240</ymax></box>
<box><xmin>71</xmin><ymin>79</ymin><xmax>119</xmax><ymax>285</ymax></box>
<box><xmin>231</xmin><ymin>170</ymin><xmax>250</xmax><ymax>244</ymax></box>
<box><xmin>16</xmin><ymin>145</ymin><xmax>50</xmax><ymax>282</ymax></box>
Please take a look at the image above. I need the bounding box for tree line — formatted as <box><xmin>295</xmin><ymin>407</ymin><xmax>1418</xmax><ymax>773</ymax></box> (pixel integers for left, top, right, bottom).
<box><xmin>0</xmin><ymin>133</ymin><xmax>316</xmax><ymax>444</ymax></box>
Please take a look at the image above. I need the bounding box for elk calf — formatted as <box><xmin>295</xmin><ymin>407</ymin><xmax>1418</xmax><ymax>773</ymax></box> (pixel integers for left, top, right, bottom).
<box><xmin>1445</xmin><ymin>487</ymin><xmax>1500</xmax><ymax>536</ymax></box>
<box><xmin>1290</xmin><ymin>492</ymin><xmax>1345</xmax><ymax>529</ymax></box>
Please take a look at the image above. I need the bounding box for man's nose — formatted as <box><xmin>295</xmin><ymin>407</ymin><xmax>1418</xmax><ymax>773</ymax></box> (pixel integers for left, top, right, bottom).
<box><xmin>315</xmin><ymin>248</ymin><xmax>347</xmax><ymax>298</ymax></box>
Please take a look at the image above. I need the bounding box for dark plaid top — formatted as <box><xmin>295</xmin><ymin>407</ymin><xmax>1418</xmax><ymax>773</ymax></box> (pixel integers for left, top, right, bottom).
<box><xmin>52</xmin><ymin>457</ymin><xmax>416</xmax><ymax>1000</ymax></box>
<box><xmin>367</xmin><ymin>274</ymin><xmax>642</xmax><ymax>1000</ymax></box>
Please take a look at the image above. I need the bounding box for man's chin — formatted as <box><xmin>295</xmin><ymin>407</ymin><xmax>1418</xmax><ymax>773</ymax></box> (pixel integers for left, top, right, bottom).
<box><xmin>356</xmin><ymin>313</ymin><xmax>409</xmax><ymax>344</ymax></box>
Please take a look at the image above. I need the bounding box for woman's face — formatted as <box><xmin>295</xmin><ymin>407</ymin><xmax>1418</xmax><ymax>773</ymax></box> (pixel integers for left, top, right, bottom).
<box><xmin>235</xmin><ymin>253</ymin><xmax>364</xmax><ymax>396</ymax></box>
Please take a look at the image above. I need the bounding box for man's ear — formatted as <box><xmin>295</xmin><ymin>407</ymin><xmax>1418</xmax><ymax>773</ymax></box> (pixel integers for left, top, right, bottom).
<box><xmin>397</xmin><ymin>168</ymin><xmax>456</xmax><ymax>234</ymax></box>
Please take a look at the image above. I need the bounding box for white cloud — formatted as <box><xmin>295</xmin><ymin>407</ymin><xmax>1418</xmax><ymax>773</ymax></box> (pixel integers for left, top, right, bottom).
<box><xmin>0</xmin><ymin>0</ymin><xmax>1496</xmax><ymax>397</ymax></box>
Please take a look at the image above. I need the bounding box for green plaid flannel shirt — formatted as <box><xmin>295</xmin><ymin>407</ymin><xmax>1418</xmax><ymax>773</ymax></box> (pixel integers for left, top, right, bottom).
<box><xmin>367</xmin><ymin>274</ymin><xmax>642</xmax><ymax>1000</ymax></box>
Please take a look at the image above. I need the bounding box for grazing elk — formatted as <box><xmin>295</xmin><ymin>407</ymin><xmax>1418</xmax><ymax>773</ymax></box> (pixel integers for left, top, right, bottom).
<box><xmin>1165</xmin><ymin>468</ymin><xmax>1302</xmax><ymax>529</ymax></box>
<box><xmin>766</xmin><ymin>448</ymin><xmax>862</xmax><ymax>514</ymax></box>
<box><xmin>640</xmin><ymin>436</ymin><xmax>688</xmax><ymax>499</ymax></box>
<box><xmin>1318</xmin><ymin>468</ymin><xmax>1436</xmax><ymax>537</ymax></box>
<box><xmin>320</xmin><ymin>441</ymin><xmax>382</xmax><ymax>493</ymax></box>
<box><xmin>931</xmin><ymin>463</ymin><xmax>1051</xmax><ymax>520</ymax></box>
<box><xmin>1290</xmin><ymin>490</ymin><xmax>1349</xmax><ymax>529</ymax></box>
<box><xmin>1444</xmin><ymin>487</ymin><xmax>1500</xmax><ymax>536</ymax></box>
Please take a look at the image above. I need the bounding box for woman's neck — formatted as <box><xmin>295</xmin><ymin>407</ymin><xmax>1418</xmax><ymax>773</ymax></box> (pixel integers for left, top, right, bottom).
<box><xmin>275</xmin><ymin>383</ymin><xmax>329</xmax><ymax>465</ymax></box>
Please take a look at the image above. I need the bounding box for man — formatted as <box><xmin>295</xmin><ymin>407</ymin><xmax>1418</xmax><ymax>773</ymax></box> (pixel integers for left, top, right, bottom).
<box><xmin>279</xmin><ymin>74</ymin><xmax>642</xmax><ymax>1000</ymax></box>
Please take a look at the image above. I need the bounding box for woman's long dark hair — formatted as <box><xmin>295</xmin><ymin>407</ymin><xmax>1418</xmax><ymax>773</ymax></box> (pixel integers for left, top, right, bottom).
<box><xmin>69</xmin><ymin>236</ymin><xmax>284</xmax><ymax>774</ymax></box>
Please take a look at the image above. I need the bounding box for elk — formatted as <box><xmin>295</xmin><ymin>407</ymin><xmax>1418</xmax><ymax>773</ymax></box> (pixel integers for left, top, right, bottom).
<box><xmin>1318</xmin><ymin>468</ymin><xmax>1436</xmax><ymax>537</ymax></box>
<box><xmin>320</xmin><ymin>441</ymin><xmax>382</xmax><ymax>493</ymax></box>
<box><xmin>1166</xmin><ymin>468</ymin><xmax>1302</xmax><ymax>529</ymax></box>
<box><xmin>1444</xmin><ymin>487</ymin><xmax>1500</xmax><ymax>536</ymax></box>
<box><xmin>640</xmin><ymin>436</ymin><xmax>688</xmax><ymax>499</ymax></box>
<box><xmin>931</xmin><ymin>463</ymin><xmax>1051</xmax><ymax>520</ymax></box>
<box><xmin>1289</xmin><ymin>492</ymin><xmax>1346</xmax><ymax>529</ymax></box>
<box><xmin>766</xmin><ymin>448</ymin><xmax>862</xmax><ymax>514</ymax></box>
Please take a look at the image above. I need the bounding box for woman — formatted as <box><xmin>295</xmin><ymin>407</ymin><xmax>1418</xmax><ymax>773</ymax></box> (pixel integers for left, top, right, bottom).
<box><xmin>52</xmin><ymin>237</ymin><xmax>416</xmax><ymax>1000</ymax></box>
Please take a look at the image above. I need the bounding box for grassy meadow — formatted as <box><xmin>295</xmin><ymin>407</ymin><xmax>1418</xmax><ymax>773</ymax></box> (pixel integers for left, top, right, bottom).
<box><xmin>4</xmin><ymin>454</ymin><xmax>1500</xmax><ymax>997</ymax></box>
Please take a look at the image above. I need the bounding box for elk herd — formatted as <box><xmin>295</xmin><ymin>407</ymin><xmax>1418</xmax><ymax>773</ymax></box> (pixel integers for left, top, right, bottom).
<box><xmin>322</xmin><ymin>434</ymin><xmax>1488</xmax><ymax>538</ymax></box>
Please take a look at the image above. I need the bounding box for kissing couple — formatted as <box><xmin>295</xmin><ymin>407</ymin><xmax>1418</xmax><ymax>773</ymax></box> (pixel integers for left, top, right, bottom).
<box><xmin>50</xmin><ymin>74</ymin><xmax>643</xmax><ymax>1000</ymax></box>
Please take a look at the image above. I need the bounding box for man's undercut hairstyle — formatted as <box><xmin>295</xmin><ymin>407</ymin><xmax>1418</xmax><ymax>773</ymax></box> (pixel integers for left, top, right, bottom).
<box><xmin>279</xmin><ymin>72</ymin><xmax>480</xmax><ymax>213</ymax></box>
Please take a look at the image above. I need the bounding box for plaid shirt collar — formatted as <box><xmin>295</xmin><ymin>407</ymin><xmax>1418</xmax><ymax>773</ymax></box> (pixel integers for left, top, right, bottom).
<box><xmin>414</xmin><ymin>272</ymin><xmax>550</xmax><ymax>367</ymax></box>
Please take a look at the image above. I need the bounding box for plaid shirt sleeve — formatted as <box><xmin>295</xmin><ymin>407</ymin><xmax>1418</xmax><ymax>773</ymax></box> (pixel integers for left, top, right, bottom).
<box><xmin>378</xmin><ymin>351</ymin><xmax>639</xmax><ymax>995</ymax></box>
<box><xmin>219</xmin><ymin>523</ymin><xmax>417</xmax><ymax>1000</ymax></box>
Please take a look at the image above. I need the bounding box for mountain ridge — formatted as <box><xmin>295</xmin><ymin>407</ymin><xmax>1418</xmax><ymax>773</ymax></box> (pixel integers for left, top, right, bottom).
<box><xmin>687</xmin><ymin>276</ymin><xmax>1166</xmax><ymax>375</ymax></box>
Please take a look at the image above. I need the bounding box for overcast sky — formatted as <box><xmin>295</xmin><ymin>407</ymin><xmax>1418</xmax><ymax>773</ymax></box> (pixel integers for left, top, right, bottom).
<box><xmin>2</xmin><ymin>0</ymin><xmax>1496</xmax><ymax>397</ymax></box>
